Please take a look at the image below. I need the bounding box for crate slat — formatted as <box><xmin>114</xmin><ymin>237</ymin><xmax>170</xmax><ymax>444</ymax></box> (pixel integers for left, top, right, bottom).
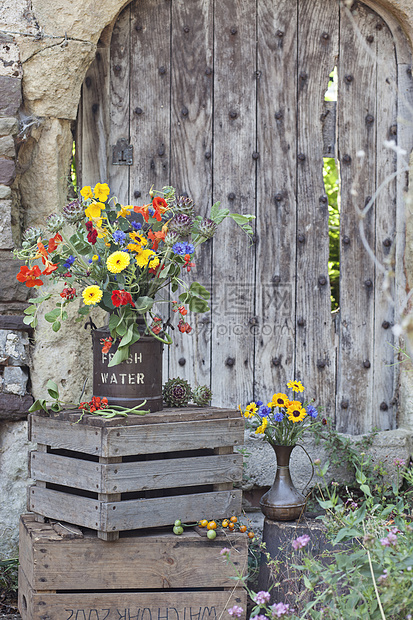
<box><xmin>30</xmin><ymin>451</ymin><xmax>243</xmax><ymax>493</ymax></box>
<box><xmin>29</xmin><ymin>487</ymin><xmax>243</xmax><ymax>531</ymax></box>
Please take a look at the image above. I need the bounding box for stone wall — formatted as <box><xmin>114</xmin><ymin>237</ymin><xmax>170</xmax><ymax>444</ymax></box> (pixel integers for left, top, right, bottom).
<box><xmin>1</xmin><ymin>0</ymin><xmax>413</xmax><ymax>558</ymax></box>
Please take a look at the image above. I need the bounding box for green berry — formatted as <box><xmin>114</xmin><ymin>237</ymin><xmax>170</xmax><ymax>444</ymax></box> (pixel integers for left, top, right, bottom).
<box><xmin>174</xmin><ymin>519</ymin><xmax>182</xmax><ymax>527</ymax></box>
<box><xmin>207</xmin><ymin>529</ymin><xmax>217</xmax><ymax>540</ymax></box>
<box><xmin>173</xmin><ymin>525</ymin><xmax>184</xmax><ymax>535</ymax></box>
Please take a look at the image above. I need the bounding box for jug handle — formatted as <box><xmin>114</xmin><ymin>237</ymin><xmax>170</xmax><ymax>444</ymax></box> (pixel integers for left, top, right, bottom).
<box><xmin>295</xmin><ymin>443</ymin><xmax>315</xmax><ymax>495</ymax></box>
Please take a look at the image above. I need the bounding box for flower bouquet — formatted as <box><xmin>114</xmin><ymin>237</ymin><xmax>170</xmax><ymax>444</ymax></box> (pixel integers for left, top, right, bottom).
<box><xmin>14</xmin><ymin>183</ymin><xmax>254</xmax><ymax>367</ymax></box>
<box><xmin>238</xmin><ymin>380</ymin><xmax>320</xmax><ymax>447</ymax></box>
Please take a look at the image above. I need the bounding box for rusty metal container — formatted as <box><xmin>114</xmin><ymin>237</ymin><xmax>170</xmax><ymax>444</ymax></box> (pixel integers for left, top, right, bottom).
<box><xmin>92</xmin><ymin>326</ymin><xmax>163</xmax><ymax>412</ymax></box>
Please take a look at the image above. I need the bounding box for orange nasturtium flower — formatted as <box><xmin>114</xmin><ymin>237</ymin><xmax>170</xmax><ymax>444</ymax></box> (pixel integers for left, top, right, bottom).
<box><xmin>16</xmin><ymin>265</ymin><xmax>44</xmax><ymax>287</ymax></box>
<box><xmin>35</xmin><ymin>239</ymin><xmax>58</xmax><ymax>275</ymax></box>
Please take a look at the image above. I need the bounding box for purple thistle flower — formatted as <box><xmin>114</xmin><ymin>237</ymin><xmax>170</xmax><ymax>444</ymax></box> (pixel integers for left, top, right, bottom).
<box><xmin>394</xmin><ymin>458</ymin><xmax>406</xmax><ymax>468</ymax></box>
<box><xmin>270</xmin><ymin>602</ymin><xmax>290</xmax><ymax>617</ymax></box>
<box><xmin>380</xmin><ymin>537</ymin><xmax>391</xmax><ymax>547</ymax></box>
<box><xmin>292</xmin><ymin>534</ymin><xmax>310</xmax><ymax>550</ymax></box>
<box><xmin>253</xmin><ymin>591</ymin><xmax>271</xmax><ymax>605</ymax></box>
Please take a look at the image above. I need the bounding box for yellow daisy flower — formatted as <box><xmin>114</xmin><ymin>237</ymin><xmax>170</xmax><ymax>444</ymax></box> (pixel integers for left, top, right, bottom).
<box><xmin>286</xmin><ymin>401</ymin><xmax>307</xmax><ymax>423</ymax></box>
<box><xmin>107</xmin><ymin>251</ymin><xmax>130</xmax><ymax>273</ymax></box>
<box><xmin>80</xmin><ymin>185</ymin><xmax>93</xmax><ymax>200</ymax></box>
<box><xmin>244</xmin><ymin>402</ymin><xmax>258</xmax><ymax>418</ymax></box>
<box><xmin>287</xmin><ymin>380</ymin><xmax>305</xmax><ymax>393</ymax></box>
<box><xmin>148</xmin><ymin>255</ymin><xmax>160</xmax><ymax>269</ymax></box>
<box><xmin>117</xmin><ymin>204</ymin><xmax>133</xmax><ymax>218</ymax></box>
<box><xmin>82</xmin><ymin>285</ymin><xmax>103</xmax><ymax>306</ymax></box>
<box><xmin>85</xmin><ymin>202</ymin><xmax>103</xmax><ymax>220</ymax></box>
<box><xmin>256</xmin><ymin>417</ymin><xmax>268</xmax><ymax>434</ymax></box>
<box><xmin>269</xmin><ymin>393</ymin><xmax>289</xmax><ymax>408</ymax></box>
<box><xmin>136</xmin><ymin>249</ymin><xmax>156</xmax><ymax>268</ymax></box>
<box><xmin>129</xmin><ymin>231</ymin><xmax>147</xmax><ymax>245</ymax></box>
<box><xmin>93</xmin><ymin>183</ymin><xmax>110</xmax><ymax>203</ymax></box>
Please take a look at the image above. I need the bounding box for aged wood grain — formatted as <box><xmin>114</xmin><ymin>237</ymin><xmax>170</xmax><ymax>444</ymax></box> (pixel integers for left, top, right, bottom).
<box><xmin>19</xmin><ymin>565</ymin><xmax>246</xmax><ymax>620</ymax></box>
<box><xmin>19</xmin><ymin>514</ymin><xmax>248</xmax><ymax>591</ymax></box>
<box><xmin>30</xmin><ymin>451</ymin><xmax>243</xmax><ymax>493</ymax></box>
<box><xmin>167</xmin><ymin>0</ymin><xmax>213</xmax><ymax>388</ymax></box>
<box><xmin>372</xmin><ymin>16</ymin><xmax>397</xmax><ymax>430</ymax></box>
<box><xmin>109</xmin><ymin>5</ymin><xmax>131</xmax><ymax>204</ymax></box>
<box><xmin>336</xmin><ymin>2</ymin><xmax>379</xmax><ymax>433</ymax></box>
<box><xmin>78</xmin><ymin>45</ymin><xmax>110</xmax><ymax>187</ymax></box>
<box><xmin>255</xmin><ymin>0</ymin><xmax>298</xmax><ymax>396</ymax></box>
<box><xmin>211</xmin><ymin>0</ymin><xmax>256</xmax><ymax>407</ymax></box>
<box><xmin>28</xmin><ymin>486</ymin><xmax>242</xmax><ymax>532</ymax></box>
<box><xmin>295</xmin><ymin>0</ymin><xmax>338</xmax><ymax>416</ymax></box>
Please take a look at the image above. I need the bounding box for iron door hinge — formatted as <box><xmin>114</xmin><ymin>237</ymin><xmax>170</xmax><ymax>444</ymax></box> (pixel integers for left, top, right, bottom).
<box><xmin>112</xmin><ymin>138</ymin><xmax>133</xmax><ymax>165</ymax></box>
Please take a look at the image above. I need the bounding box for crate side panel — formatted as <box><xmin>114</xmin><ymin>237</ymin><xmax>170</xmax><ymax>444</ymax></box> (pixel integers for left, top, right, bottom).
<box><xmin>21</xmin><ymin>516</ymin><xmax>248</xmax><ymax>590</ymax></box>
<box><xmin>104</xmin><ymin>418</ymin><xmax>244</xmax><ymax>456</ymax></box>
<box><xmin>29</xmin><ymin>487</ymin><xmax>103</xmax><ymax>530</ymax></box>
<box><xmin>102</xmin><ymin>453</ymin><xmax>243</xmax><ymax>492</ymax></box>
<box><xmin>18</xmin><ymin>567</ymin><xmax>35</xmax><ymax>620</ymax></box>
<box><xmin>103</xmin><ymin>490</ymin><xmax>243</xmax><ymax>530</ymax></box>
<box><xmin>30</xmin><ymin>415</ymin><xmax>103</xmax><ymax>456</ymax></box>
<box><xmin>26</xmin><ymin>589</ymin><xmax>247</xmax><ymax>620</ymax></box>
<box><xmin>30</xmin><ymin>452</ymin><xmax>104</xmax><ymax>491</ymax></box>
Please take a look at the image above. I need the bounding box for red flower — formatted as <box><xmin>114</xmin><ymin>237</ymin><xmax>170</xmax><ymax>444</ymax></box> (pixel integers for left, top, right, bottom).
<box><xmin>85</xmin><ymin>221</ymin><xmax>98</xmax><ymax>245</ymax></box>
<box><xmin>60</xmin><ymin>287</ymin><xmax>77</xmax><ymax>300</ymax></box>
<box><xmin>100</xmin><ymin>337</ymin><xmax>113</xmax><ymax>354</ymax></box>
<box><xmin>178</xmin><ymin>319</ymin><xmax>192</xmax><ymax>334</ymax></box>
<box><xmin>147</xmin><ymin>228</ymin><xmax>166</xmax><ymax>250</ymax></box>
<box><xmin>152</xmin><ymin>196</ymin><xmax>168</xmax><ymax>222</ymax></box>
<box><xmin>16</xmin><ymin>265</ymin><xmax>44</xmax><ymax>288</ymax></box>
<box><xmin>184</xmin><ymin>253</ymin><xmax>195</xmax><ymax>273</ymax></box>
<box><xmin>111</xmin><ymin>289</ymin><xmax>135</xmax><ymax>307</ymax></box>
<box><xmin>48</xmin><ymin>233</ymin><xmax>63</xmax><ymax>253</ymax></box>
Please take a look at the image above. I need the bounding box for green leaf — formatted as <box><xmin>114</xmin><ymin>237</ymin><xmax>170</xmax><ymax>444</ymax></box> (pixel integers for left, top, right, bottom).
<box><xmin>28</xmin><ymin>399</ymin><xmax>48</xmax><ymax>413</ymax></box>
<box><xmin>229</xmin><ymin>213</ymin><xmax>255</xmax><ymax>226</ymax></box>
<box><xmin>135</xmin><ymin>296</ymin><xmax>154</xmax><ymax>313</ymax></box>
<box><xmin>77</xmin><ymin>306</ymin><xmax>90</xmax><ymax>316</ymax></box>
<box><xmin>109</xmin><ymin>312</ymin><xmax>122</xmax><ymax>331</ymax></box>
<box><xmin>333</xmin><ymin>528</ymin><xmax>361</xmax><ymax>544</ymax></box>
<box><xmin>46</xmin><ymin>380</ymin><xmax>59</xmax><ymax>400</ymax></box>
<box><xmin>108</xmin><ymin>345</ymin><xmax>130</xmax><ymax>367</ymax></box>
<box><xmin>50</xmin><ymin>403</ymin><xmax>62</xmax><ymax>412</ymax></box>
<box><xmin>44</xmin><ymin>309</ymin><xmax>61</xmax><ymax>323</ymax></box>
<box><xmin>23</xmin><ymin>315</ymin><xmax>35</xmax><ymax>326</ymax></box>
<box><xmin>24</xmin><ymin>306</ymin><xmax>36</xmax><ymax>315</ymax></box>
<box><xmin>188</xmin><ymin>296</ymin><xmax>210</xmax><ymax>313</ymax></box>
<box><xmin>188</xmin><ymin>281</ymin><xmax>210</xmax><ymax>299</ymax></box>
<box><xmin>52</xmin><ymin>321</ymin><xmax>61</xmax><ymax>332</ymax></box>
<box><xmin>360</xmin><ymin>484</ymin><xmax>372</xmax><ymax>497</ymax></box>
<box><xmin>28</xmin><ymin>293</ymin><xmax>52</xmax><ymax>304</ymax></box>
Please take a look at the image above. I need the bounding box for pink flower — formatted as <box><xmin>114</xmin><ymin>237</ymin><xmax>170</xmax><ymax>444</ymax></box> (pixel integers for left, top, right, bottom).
<box><xmin>254</xmin><ymin>591</ymin><xmax>271</xmax><ymax>605</ymax></box>
<box><xmin>292</xmin><ymin>534</ymin><xmax>310</xmax><ymax>550</ymax></box>
<box><xmin>220</xmin><ymin>547</ymin><xmax>231</xmax><ymax>556</ymax></box>
<box><xmin>228</xmin><ymin>606</ymin><xmax>243</xmax><ymax>618</ymax></box>
<box><xmin>270</xmin><ymin>602</ymin><xmax>290</xmax><ymax>617</ymax></box>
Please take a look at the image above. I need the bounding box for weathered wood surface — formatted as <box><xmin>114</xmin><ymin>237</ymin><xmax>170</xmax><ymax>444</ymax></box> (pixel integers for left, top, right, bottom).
<box><xmin>295</xmin><ymin>0</ymin><xmax>338</xmax><ymax>416</ymax></box>
<box><xmin>30</xmin><ymin>451</ymin><xmax>242</xmax><ymax>493</ymax></box>
<box><xmin>28</xmin><ymin>486</ymin><xmax>242</xmax><ymax>532</ymax></box>
<box><xmin>76</xmin><ymin>0</ymin><xmax>411</xmax><ymax>433</ymax></box>
<box><xmin>254</xmin><ymin>0</ymin><xmax>297</xmax><ymax>394</ymax></box>
<box><xmin>337</xmin><ymin>3</ymin><xmax>380</xmax><ymax>433</ymax></box>
<box><xmin>19</xmin><ymin>514</ymin><xmax>248</xmax><ymax>591</ymax></box>
<box><xmin>30</xmin><ymin>413</ymin><xmax>243</xmax><ymax>456</ymax></box>
<box><xmin>211</xmin><ymin>0</ymin><xmax>256</xmax><ymax>405</ymax></box>
<box><xmin>19</xmin><ymin>566</ymin><xmax>246</xmax><ymax>620</ymax></box>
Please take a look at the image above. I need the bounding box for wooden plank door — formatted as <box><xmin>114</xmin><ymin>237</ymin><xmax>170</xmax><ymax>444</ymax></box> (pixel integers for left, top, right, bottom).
<box><xmin>77</xmin><ymin>0</ymin><xmax>412</xmax><ymax>433</ymax></box>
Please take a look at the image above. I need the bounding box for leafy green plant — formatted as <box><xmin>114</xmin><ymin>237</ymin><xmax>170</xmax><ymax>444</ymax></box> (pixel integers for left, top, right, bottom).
<box><xmin>323</xmin><ymin>157</ymin><xmax>340</xmax><ymax>312</ymax></box>
<box><xmin>0</xmin><ymin>558</ymin><xmax>18</xmax><ymax>598</ymax></box>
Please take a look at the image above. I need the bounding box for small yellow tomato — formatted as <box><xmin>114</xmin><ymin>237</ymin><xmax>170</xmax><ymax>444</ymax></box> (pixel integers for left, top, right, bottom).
<box><xmin>239</xmin><ymin>525</ymin><xmax>247</xmax><ymax>533</ymax></box>
<box><xmin>222</xmin><ymin>519</ymin><xmax>229</xmax><ymax>528</ymax></box>
<box><xmin>199</xmin><ymin>519</ymin><xmax>208</xmax><ymax>527</ymax></box>
<box><xmin>248</xmin><ymin>531</ymin><xmax>255</xmax><ymax>539</ymax></box>
<box><xmin>230</xmin><ymin>516</ymin><xmax>238</xmax><ymax>523</ymax></box>
<box><xmin>207</xmin><ymin>521</ymin><xmax>217</xmax><ymax>530</ymax></box>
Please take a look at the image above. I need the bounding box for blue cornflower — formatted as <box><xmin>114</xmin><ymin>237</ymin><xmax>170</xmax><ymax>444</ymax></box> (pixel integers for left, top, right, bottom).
<box><xmin>131</xmin><ymin>221</ymin><xmax>142</xmax><ymax>231</ymax></box>
<box><xmin>274</xmin><ymin>411</ymin><xmax>284</xmax><ymax>422</ymax></box>
<box><xmin>306</xmin><ymin>404</ymin><xmax>318</xmax><ymax>419</ymax></box>
<box><xmin>172</xmin><ymin>242</ymin><xmax>187</xmax><ymax>255</ymax></box>
<box><xmin>184</xmin><ymin>242</ymin><xmax>195</xmax><ymax>254</ymax></box>
<box><xmin>113</xmin><ymin>230</ymin><xmax>126</xmax><ymax>244</ymax></box>
<box><xmin>148</xmin><ymin>206</ymin><xmax>155</xmax><ymax>217</ymax></box>
<box><xmin>63</xmin><ymin>255</ymin><xmax>76</xmax><ymax>268</ymax></box>
<box><xmin>256</xmin><ymin>400</ymin><xmax>263</xmax><ymax>407</ymax></box>
<box><xmin>258</xmin><ymin>405</ymin><xmax>271</xmax><ymax>418</ymax></box>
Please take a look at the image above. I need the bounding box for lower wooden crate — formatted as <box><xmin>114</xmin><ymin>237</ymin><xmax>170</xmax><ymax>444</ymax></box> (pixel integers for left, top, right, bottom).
<box><xmin>18</xmin><ymin>514</ymin><xmax>248</xmax><ymax>620</ymax></box>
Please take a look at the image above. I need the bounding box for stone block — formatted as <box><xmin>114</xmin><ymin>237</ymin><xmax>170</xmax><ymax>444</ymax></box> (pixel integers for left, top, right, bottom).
<box><xmin>0</xmin><ymin>253</ymin><xmax>30</xmax><ymax>302</ymax></box>
<box><xmin>0</xmin><ymin>393</ymin><xmax>34</xmax><ymax>419</ymax></box>
<box><xmin>0</xmin><ymin>156</ymin><xmax>15</xmax><ymax>185</ymax></box>
<box><xmin>0</xmin><ymin>135</ymin><xmax>15</xmax><ymax>158</ymax></box>
<box><xmin>0</xmin><ymin>76</ymin><xmax>22</xmax><ymax>116</ymax></box>
<box><xmin>0</xmin><ymin>329</ymin><xmax>30</xmax><ymax>365</ymax></box>
<box><xmin>0</xmin><ymin>184</ymin><xmax>11</xmax><ymax>198</ymax></box>
<box><xmin>3</xmin><ymin>365</ymin><xmax>29</xmax><ymax>395</ymax></box>
<box><xmin>0</xmin><ymin>420</ymin><xmax>34</xmax><ymax>558</ymax></box>
<box><xmin>0</xmin><ymin>117</ymin><xmax>18</xmax><ymax>136</ymax></box>
<box><xmin>0</xmin><ymin>198</ymin><xmax>13</xmax><ymax>248</ymax></box>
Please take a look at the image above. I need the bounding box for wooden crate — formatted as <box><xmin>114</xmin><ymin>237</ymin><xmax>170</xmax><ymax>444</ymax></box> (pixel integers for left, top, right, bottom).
<box><xmin>19</xmin><ymin>514</ymin><xmax>247</xmax><ymax>620</ymax></box>
<box><xmin>28</xmin><ymin>407</ymin><xmax>244</xmax><ymax>540</ymax></box>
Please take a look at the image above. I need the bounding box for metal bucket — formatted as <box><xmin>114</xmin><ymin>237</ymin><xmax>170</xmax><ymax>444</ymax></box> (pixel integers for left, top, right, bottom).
<box><xmin>92</xmin><ymin>326</ymin><xmax>163</xmax><ymax>412</ymax></box>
